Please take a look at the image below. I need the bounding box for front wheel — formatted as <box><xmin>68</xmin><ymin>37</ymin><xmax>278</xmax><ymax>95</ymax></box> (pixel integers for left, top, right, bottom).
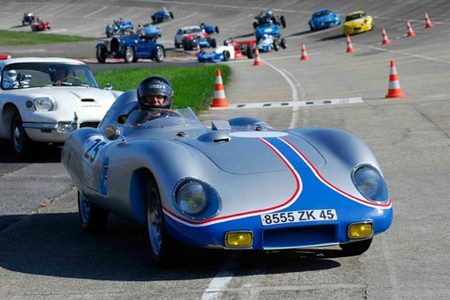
<box><xmin>169</xmin><ymin>12</ymin><xmax>174</xmax><ymax>19</ymax></box>
<box><xmin>145</xmin><ymin>178</ymin><xmax>178</xmax><ymax>265</ymax></box>
<box><xmin>340</xmin><ymin>238</ymin><xmax>373</xmax><ymax>256</ymax></box>
<box><xmin>96</xmin><ymin>46</ymin><xmax>107</xmax><ymax>63</ymax></box>
<box><xmin>215</xmin><ymin>26</ymin><xmax>219</xmax><ymax>34</ymax></box>
<box><xmin>280</xmin><ymin>15</ymin><xmax>287</xmax><ymax>28</ymax></box>
<box><xmin>280</xmin><ymin>38</ymin><xmax>287</xmax><ymax>49</ymax></box>
<box><xmin>10</xmin><ymin>111</ymin><xmax>33</xmax><ymax>160</ymax></box>
<box><xmin>78</xmin><ymin>191</ymin><xmax>109</xmax><ymax>233</ymax></box>
<box><xmin>154</xmin><ymin>46</ymin><xmax>165</xmax><ymax>62</ymax></box>
<box><xmin>124</xmin><ymin>46</ymin><xmax>135</xmax><ymax>63</ymax></box>
<box><xmin>223</xmin><ymin>50</ymin><xmax>230</xmax><ymax>61</ymax></box>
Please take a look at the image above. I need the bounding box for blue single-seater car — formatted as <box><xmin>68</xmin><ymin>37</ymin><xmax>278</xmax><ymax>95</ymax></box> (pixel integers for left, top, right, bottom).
<box><xmin>151</xmin><ymin>7</ymin><xmax>174</xmax><ymax>24</ymax></box>
<box><xmin>96</xmin><ymin>33</ymin><xmax>165</xmax><ymax>63</ymax></box>
<box><xmin>257</xmin><ymin>34</ymin><xmax>287</xmax><ymax>52</ymax></box>
<box><xmin>255</xmin><ymin>22</ymin><xmax>282</xmax><ymax>41</ymax></box>
<box><xmin>308</xmin><ymin>8</ymin><xmax>341</xmax><ymax>31</ymax></box>
<box><xmin>62</xmin><ymin>90</ymin><xmax>393</xmax><ymax>266</ymax></box>
<box><xmin>200</xmin><ymin>23</ymin><xmax>219</xmax><ymax>34</ymax></box>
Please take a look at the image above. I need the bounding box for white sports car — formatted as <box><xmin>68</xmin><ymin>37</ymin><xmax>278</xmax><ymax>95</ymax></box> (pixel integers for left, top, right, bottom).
<box><xmin>0</xmin><ymin>57</ymin><xmax>122</xmax><ymax>160</ymax></box>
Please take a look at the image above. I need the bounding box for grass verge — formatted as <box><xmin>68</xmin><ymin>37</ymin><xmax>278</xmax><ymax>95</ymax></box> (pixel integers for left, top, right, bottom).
<box><xmin>0</xmin><ymin>30</ymin><xmax>93</xmax><ymax>46</ymax></box>
<box><xmin>94</xmin><ymin>65</ymin><xmax>231</xmax><ymax>112</ymax></box>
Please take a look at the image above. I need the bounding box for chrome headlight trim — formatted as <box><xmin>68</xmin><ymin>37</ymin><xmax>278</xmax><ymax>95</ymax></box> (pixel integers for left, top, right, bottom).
<box><xmin>34</xmin><ymin>97</ymin><xmax>55</xmax><ymax>111</ymax></box>
<box><xmin>352</xmin><ymin>164</ymin><xmax>389</xmax><ymax>203</ymax></box>
<box><xmin>174</xmin><ymin>178</ymin><xmax>221</xmax><ymax>220</ymax></box>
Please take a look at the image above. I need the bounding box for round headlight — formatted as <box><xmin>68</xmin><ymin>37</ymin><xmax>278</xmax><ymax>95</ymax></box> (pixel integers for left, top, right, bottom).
<box><xmin>175</xmin><ymin>179</ymin><xmax>221</xmax><ymax>219</ymax></box>
<box><xmin>352</xmin><ymin>165</ymin><xmax>388</xmax><ymax>202</ymax></box>
<box><xmin>34</xmin><ymin>97</ymin><xmax>54</xmax><ymax>111</ymax></box>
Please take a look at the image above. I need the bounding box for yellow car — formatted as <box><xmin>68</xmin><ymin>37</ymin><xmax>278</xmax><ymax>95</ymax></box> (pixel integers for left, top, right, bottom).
<box><xmin>342</xmin><ymin>10</ymin><xmax>373</xmax><ymax>35</ymax></box>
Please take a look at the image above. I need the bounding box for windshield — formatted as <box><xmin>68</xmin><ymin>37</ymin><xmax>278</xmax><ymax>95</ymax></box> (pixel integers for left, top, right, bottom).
<box><xmin>346</xmin><ymin>12</ymin><xmax>365</xmax><ymax>21</ymax></box>
<box><xmin>1</xmin><ymin>62</ymin><xmax>99</xmax><ymax>90</ymax></box>
<box><xmin>313</xmin><ymin>10</ymin><xmax>331</xmax><ymax>18</ymax></box>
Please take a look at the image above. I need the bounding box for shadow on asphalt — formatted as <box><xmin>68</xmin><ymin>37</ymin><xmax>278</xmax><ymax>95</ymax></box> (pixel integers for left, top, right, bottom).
<box><xmin>0</xmin><ymin>212</ymin><xmax>343</xmax><ymax>280</ymax></box>
<box><xmin>0</xmin><ymin>141</ymin><xmax>62</xmax><ymax>163</ymax></box>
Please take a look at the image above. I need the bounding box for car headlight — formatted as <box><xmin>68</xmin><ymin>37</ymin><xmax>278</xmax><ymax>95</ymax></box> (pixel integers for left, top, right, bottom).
<box><xmin>34</xmin><ymin>97</ymin><xmax>55</xmax><ymax>111</ymax></box>
<box><xmin>175</xmin><ymin>179</ymin><xmax>221</xmax><ymax>220</ymax></box>
<box><xmin>352</xmin><ymin>164</ymin><xmax>388</xmax><ymax>202</ymax></box>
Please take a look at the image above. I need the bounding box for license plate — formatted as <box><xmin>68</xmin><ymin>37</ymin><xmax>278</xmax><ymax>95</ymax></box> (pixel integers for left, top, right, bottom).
<box><xmin>261</xmin><ymin>209</ymin><xmax>337</xmax><ymax>226</ymax></box>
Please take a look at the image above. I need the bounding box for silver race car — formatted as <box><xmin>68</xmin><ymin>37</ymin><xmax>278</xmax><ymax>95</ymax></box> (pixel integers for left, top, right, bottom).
<box><xmin>62</xmin><ymin>90</ymin><xmax>393</xmax><ymax>265</ymax></box>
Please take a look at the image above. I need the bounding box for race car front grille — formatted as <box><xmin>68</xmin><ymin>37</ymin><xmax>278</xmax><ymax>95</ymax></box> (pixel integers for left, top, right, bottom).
<box><xmin>80</xmin><ymin>122</ymin><xmax>100</xmax><ymax>128</ymax></box>
<box><xmin>263</xmin><ymin>225</ymin><xmax>337</xmax><ymax>249</ymax></box>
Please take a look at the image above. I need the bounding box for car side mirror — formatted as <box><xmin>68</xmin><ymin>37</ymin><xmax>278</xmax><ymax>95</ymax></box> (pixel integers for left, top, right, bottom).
<box><xmin>104</xmin><ymin>83</ymin><xmax>113</xmax><ymax>90</ymax></box>
<box><xmin>104</xmin><ymin>124</ymin><xmax>122</xmax><ymax>140</ymax></box>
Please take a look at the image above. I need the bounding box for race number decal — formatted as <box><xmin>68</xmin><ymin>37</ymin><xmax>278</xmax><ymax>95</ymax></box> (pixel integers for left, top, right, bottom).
<box><xmin>83</xmin><ymin>135</ymin><xmax>107</xmax><ymax>163</ymax></box>
<box><xmin>261</xmin><ymin>209</ymin><xmax>337</xmax><ymax>226</ymax></box>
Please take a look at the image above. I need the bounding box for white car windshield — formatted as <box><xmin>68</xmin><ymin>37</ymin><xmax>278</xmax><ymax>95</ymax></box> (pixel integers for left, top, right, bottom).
<box><xmin>1</xmin><ymin>62</ymin><xmax>99</xmax><ymax>90</ymax></box>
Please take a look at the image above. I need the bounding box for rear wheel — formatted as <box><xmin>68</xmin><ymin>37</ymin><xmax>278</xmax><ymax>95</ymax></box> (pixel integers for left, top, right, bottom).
<box><xmin>215</xmin><ymin>26</ymin><xmax>219</xmax><ymax>34</ymax></box>
<box><xmin>170</xmin><ymin>12</ymin><xmax>174</xmax><ymax>19</ymax></box>
<box><xmin>78</xmin><ymin>191</ymin><xmax>109</xmax><ymax>233</ymax></box>
<box><xmin>124</xmin><ymin>46</ymin><xmax>135</xmax><ymax>63</ymax></box>
<box><xmin>280</xmin><ymin>15</ymin><xmax>287</xmax><ymax>28</ymax></box>
<box><xmin>145</xmin><ymin>178</ymin><xmax>178</xmax><ymax>265</ymax></box>
<box><xmin>96</xmin><ymin>46</ymin><xmax>107</xmax><ymax>63</ymax></box>
<box><xmin>10</xmin><ymin>111</ymin><xmax>33</xmax><ymax>160</ymax></box>
<box><xmin>223</xmin><ymin>50</ymin><xmax>230</xmax><ymax>61</ymax></box>
<box><xmin>210</xmin><ymin>38</ymin><xmax>217</xmax><ymax>48</ymax></box>
<box><xmin>340</xmin><ymin>238</ymin><xmax>373</xmax><ymax>256</ymax></box>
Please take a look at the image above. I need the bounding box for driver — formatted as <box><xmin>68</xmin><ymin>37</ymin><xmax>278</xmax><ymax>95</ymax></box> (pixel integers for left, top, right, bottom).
<box><xmin>3</xmin><ymin>69</ymin><xmax>18</xmax><ymax>89</ymax></box>
<box><xmin>49</xmin><ymin>65</ymin><xmax>69</xmax><ymax>85</ymax></box>
<box><xmin>133</xmin><ymin>76</ymin><xmax>175</xmax><ymax>124</ymax></box>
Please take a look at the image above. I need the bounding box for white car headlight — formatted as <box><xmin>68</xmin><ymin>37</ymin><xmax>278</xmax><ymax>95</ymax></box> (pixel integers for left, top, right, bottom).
<box><xmin>352</xmin><ymin>165</ymin><xmax>388</xmax><ymax>202</ymax></box>
<box><xmin>175</xmin><ymin>179</ymin><xmax>221</xmax><ymax>220</ymax></box>
<box><xmin>34</xmin><ymin>97</ymin><xmax>55</xmax><ymax>111</ymax></box>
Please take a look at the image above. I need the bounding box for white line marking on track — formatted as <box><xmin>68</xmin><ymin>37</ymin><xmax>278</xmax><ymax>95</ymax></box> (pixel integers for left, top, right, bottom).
<box><xmin>84</xmin><ymin>6</ymin><xmax>108</xmax><ymax>18</ymax></box>
<box><xmin>201</xmin><ymin>254</ymin><xmax>237</xmax><ymax>300</ymax></box>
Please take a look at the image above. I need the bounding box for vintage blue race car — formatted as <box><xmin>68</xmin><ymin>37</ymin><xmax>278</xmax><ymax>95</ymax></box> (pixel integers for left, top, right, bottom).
<box><xmin>200</xmin><ymin>23</ymin><xmax>219</xmax><ymax>34</ymax></box>
<box><xmin>308</xmin><ymin>8</ymin><xmax>341</xmax><ymax>31</ymax></box>
<box><xmin>151</xmin><ymin>7</ymin><xmax>174</xmax><ymax>24</ymax></box>
<box><xmin>62</xmin><ymin>90</ymin><xmax>393</xmax><ymax>265</ymax></box>
<box><xmin>105</xmin><ymin>20</ymin><xmax>134</xmax><ymax>38</ymax></box>
<box><xmin>96</xmin><ymin>33</ymin><xmax>165</xmax><ymax>63</ymax></box>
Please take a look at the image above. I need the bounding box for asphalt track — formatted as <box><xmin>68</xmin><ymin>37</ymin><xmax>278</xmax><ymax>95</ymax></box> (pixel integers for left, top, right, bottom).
<box><xmin>1</xmin><ymin>0</ymin><xmax>450</xmax><ymax>299</ymax></box>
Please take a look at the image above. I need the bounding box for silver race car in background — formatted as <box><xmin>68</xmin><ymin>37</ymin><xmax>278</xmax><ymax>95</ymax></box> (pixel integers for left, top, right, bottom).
<box><xmin>62</xmin><ymin>90</ymin><xmax>393</xmax><ymax>265</ymax></box>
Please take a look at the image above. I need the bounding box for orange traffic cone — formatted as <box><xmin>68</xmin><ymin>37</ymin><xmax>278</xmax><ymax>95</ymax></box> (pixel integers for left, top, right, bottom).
<box><xmin>299</xmin><ymin>41</ymin><xmax>309</xmax><ymax>61</ymax></box>
<box><xmin>385</xmin><ymin>60</ymin><xmax>405</xmax><ymax>99</ymax></box>
<box><xmin>253</xmin><ymin>47</ymin><xmax>262</xmax><ymax>66</ymax></box>
<box><xmin>406</xmin><ymin>20</ymin><xmax>416</xmax><ymax>37</ymax></box>
<box><xmin>345</xmin><ymin>34</ymin><xmax>355</xmax><ymax>53</ymax></box>
<box><xmin>424</xmin><ymin>12</ymin><xmax>433</xmax><ymax>28</ymax></box>
<box><xmin>381</xmin><ymin>27</ymin><xmax>392</xmax><ymax>45</ymax></box>
<box><xmin>210</xmin><ymin>69</ymin><xmax>229</xmax><ymax>107</ymax></box>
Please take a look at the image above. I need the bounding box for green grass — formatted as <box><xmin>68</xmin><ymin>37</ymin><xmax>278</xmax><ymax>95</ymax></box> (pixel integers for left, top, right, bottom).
<box><xmin>0</xmin><ymin>30</ymin><xmax>93</xmax><ymax>46</ymax></box>
<box><xmin>94</xmin><ymin>65</ymin><xmax>231</xmax><ymax>112</ymax></box>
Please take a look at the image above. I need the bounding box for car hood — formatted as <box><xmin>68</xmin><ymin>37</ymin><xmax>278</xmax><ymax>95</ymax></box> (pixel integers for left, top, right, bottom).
<box><xmin>8</xmin><ymin>87</ymin><xmax>121</xmax><ymax>107</ymax></box>
<box><xmin>182</xmin><ymin>131</ymin><xmax>325</xmax><ymax>174</ymax></box>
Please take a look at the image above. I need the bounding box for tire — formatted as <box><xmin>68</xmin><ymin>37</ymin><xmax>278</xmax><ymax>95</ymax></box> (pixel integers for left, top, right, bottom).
<box><xmin>280</xmin><ymin>38</ymin><xmax>287</xmax><ymax>49</ymax></box>
<box><xmin>340</xmin><ymin>238</ymin><xmax>373</xmax><ymax>256</ymax></box>
<box><xmin>170</xmin><ymin>12</ymin><xmax>174</xmax><ymax>19</ymax></box>
<box><xmin>10</xmin><ymin>110</ymin><xmax>33</xmax><ymax>160</ymax></box>
<box><xmin>151</xmin><ymin>16</ymin><xmax>155</xmax><ymax>24</ymax></box>
<box><xmin>96</xmin><ymin>46</ymin><xmax>107</xmax><ymax>63</ymax></box>
<box><xmin>174</xmin><ymin>40</ymin><xmax>180</xmax><ymax>48</ymax></box>
<box><xmin>215</xmin><ymin>26</ymin><xmax>219</xmax><ymax>34</ymax></box>
<box><xmin>253</xmin><ymin>21</ymin><xmax>258</xmax><ymax>29</ymax></box>
<box><xmin>182</xmin><ymin>40</ymin><xmax>190</xmax><ymax>51</ymax></box>
<box><xmin>274</xmin><ymin>43</ymin><xmax>279</xmax><ymax>51</ymax></box>
<box><xmin>154</xmin><ymin>45</ymin><xmax>165</xmax><ymax>62</ymax></box>
<box><xmin>210</xmin><ymin>38</ymin><xmax>217</xmax><ymax>48</ymax></box>
<box><xmin>246</xmin><ymin>46</ymin><xmax>255</xmax><ymax>59</ymax></box>
<box><xmin>124</xmin><ymin>46</ymin><xmax>135</xmax><ymax>63</ymax></box>
<box><xmin>223</xmin><ymin>50</ymin><xmax>230</xmax><ymax>61</ymax></box>
<box><xmin>280</xmin><ymin>15</ymin><xmax>287</xmax><ymax>28</ymax></box>
<box><xmin>145</xmin><ymin>178</ymin><xmax>178</xmax><ymax>265</ymax></box>
<box><xmin>78</xmin><ymin>191</ymin><xmax>109</xmax><ymax>233</ymax></box>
